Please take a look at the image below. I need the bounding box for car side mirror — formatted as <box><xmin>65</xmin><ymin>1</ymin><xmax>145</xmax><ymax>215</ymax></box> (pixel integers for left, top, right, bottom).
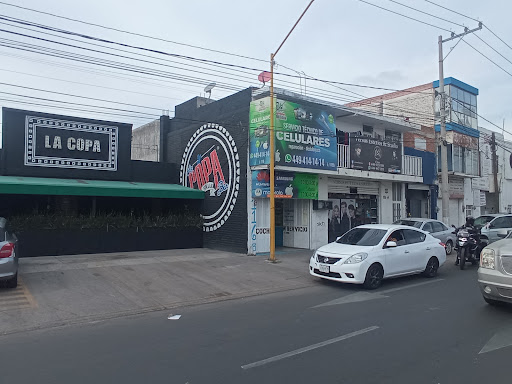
<box><xmin>386</xmin><ymin>241</ymin><xmax>397</xmax><ymax>248</ymax></box>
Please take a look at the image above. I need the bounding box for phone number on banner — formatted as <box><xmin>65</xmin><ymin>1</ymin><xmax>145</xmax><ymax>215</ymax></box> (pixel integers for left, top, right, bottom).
<box><xmin>289</xmin><ymin>155</ymin><xmax>325</xmax><ymax>167</ymax></box>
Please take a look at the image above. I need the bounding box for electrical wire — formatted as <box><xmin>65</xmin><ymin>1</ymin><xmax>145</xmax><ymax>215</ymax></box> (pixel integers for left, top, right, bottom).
<box><xmin>386</xmin><ymin>0</ymin><xmax>465</xmax><ymax>28</ymax></box>
<box><xmin>461</xmin><ymin>39</ymin><xmax>512</xmax><ymax>78</ymax></box>
<box><xmin>0</xmin><ymin>0</ymin><xmax>267</xmax><ymax>63</ymax></box>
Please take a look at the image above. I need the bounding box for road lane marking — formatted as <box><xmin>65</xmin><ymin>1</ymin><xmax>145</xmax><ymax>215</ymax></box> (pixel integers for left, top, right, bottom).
<box><xmin>241</xmin><ymin>326</ymin><xmax>379</xmax><ymax>370</ymax></box>
<box><xmin>313</xmin><ymin>279</ymin><xmax>444</xmax><ymax>308</ymax></box>
<box><xmin>479</xmin><ymin>325</ymin><xmax>512</xmax><ymax>354</ymax></box>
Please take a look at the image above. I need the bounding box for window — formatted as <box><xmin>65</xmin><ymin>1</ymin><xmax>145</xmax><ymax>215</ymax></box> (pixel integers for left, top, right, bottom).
<box><xmin>385</xmin><ymin>129</ymin><xmax>400</xmax><ymax>142</ymax></box>
<box><xmin>395</xmin><ymin>220</ymin><xmax>422</xmax><ymax>228</ymax></box>
<box><xmin>392</xmin><ymin>183</ymin><xmax>402</xmax><ymax>222</ymax></box>
<box><xmin>362</xmin><ymin>125</ymin><xmax>373</xmax><ymax>136</ymax></box>
<box><xmin>403</xmin><ymin>229</ymin><xmax>426</xmax><ymax>244</ymax></box>
<box><xmin>337</xmin><ymin>228</ymin><xmax>386</xmax><ymax>246</ymax></box>
<box><xmin>491</xmin><ymin>216</ymin><xmax>512</xmax><ymax>229</ymax></box>
<box><xmin>422</xmin><ymin>222</ymin><xmax>433</xmax><ymax>233</ymax></box>
<box><xmin>448</xmin><ymin>85</ymin><xmax>478</xmax><ymax>129</ymax></box>
<box><xmin>387</xmin><ymin>230</ymin><xmax>406</xmax><ymax>246</ymax></box>
<box><xmin>432</xmin><ymin>221</ymin><xmax>445</xmax><ymax>233</ymax></box>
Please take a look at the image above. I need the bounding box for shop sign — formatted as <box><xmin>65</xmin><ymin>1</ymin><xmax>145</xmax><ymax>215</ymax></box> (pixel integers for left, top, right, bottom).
<box><xmin>249</xmin><ymin>97</ymin><xmax>337</xmax><ymax>170</ymax></box>
<box><xmin>180</xmin><ymin>123</ymin><xmax>240</xmax><ymax>232</ymax></box>
<box><xmin>251</xmin><ymin>170</ymin><xmax>318</xmax><ymax>199</ymax></box>
<box><xmin>24</xmin><ymin>116</ymin><xmax>118</xmax><ymax>171</ymax></box>
<box><xmin>349</xmin><ymin>135</ymin><xmax>401</xmax><ymax>174</ymax></box>
<box><xmin>449</xmin><ymin>178</ymin><xmax>464</xmax><ymax>199</ymax></box>
<box><xmin>480</xmin><ymin>191</ymin><xmax>486</xmax><ymax>206</ymax></box>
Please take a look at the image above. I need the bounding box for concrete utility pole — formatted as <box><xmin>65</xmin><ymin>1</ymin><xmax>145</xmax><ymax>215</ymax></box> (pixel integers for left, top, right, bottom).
<box><xmin>491</xmin><ymin>132</ymin><xmax>499</xmax><ymax>201</ymax></box>
<box><xmin>438</xmin><ymin>23</ymin><xmax>482</xmax><ymax>225</ymax></box>
<box><xmin>268</xmin><ymin>0</ymin><xmax>315</xmax><ymax>262</ymax></box>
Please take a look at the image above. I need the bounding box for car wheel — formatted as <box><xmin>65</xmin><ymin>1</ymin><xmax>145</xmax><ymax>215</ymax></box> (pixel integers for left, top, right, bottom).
<box><xmin>363</xmin><ymin>264</ymin><xmax>384</xmax><ymax>290</ymax></box>
<box><xmin>445</xmin><ymin>240</ymin><xmax>453</xmax><ymax>255</ymax></box>
<box><xmin>423</xmin><ymin>257</ymin><xmax>439</xmax><ymax>278</ymax></box>
<box><xmin>5</xmin><ymin>273</ymin><xmax>17</xmax><ymax>289</ymax></box>
<box><xmin>484</xmin><ymin>297</ymin><xmax>502</xmax><ymax>306</ymax></box>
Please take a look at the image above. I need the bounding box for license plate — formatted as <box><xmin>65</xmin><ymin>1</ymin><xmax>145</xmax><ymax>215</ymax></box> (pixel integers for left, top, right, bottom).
<box><xmin>319</xmin><ymin>264</ymin><xmax>330</xmax><ymax>273</ymax></box>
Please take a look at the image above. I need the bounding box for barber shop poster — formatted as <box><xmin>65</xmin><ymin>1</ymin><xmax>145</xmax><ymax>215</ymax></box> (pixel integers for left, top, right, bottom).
<box><xmin>328</xmin><ymin>198</ymin><xmax>358</xmax><ymax>243</ymax></box>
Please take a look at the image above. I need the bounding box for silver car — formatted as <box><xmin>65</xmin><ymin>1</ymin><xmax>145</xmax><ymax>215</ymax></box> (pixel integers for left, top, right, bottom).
<box><xmin>393</xmin><ymin>218</ymin><xmax>456</xmax><ymax>255</ymax></box>
<box><xmin>479</xmin><ymin>214</ymin><xmax>512</xmax><ymax>244</ymax></box>
<box><xmin>0</xmin><ymin>218</ymin><xmax>18</xmax><ymax>289</ymax></box>
<box><xmin>479</xmin><ymin>229</ymin><xmax>512</xmax><ymax>305</ymax></box>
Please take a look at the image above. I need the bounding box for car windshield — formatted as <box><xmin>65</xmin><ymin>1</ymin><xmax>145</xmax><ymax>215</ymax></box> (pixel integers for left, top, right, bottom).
<box><xmin>393</xmin><ymin>220</ymin><xmax>423</xmax><ymax>228</ymax></box>
<box><xmin>474</xmin><ymin>216</ymin><xmax>495</xmax><ymax>227</ymax></box>
<box><xmin>336</xmin><ymin>228</ymin><xmax>387</xmax><ymax>246</ymax></box>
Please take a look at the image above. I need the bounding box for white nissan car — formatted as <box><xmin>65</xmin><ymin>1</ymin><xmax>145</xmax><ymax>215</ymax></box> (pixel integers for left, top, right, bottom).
<box><xmin>309</xmin><ymin>224</ymin><xmax>446</xmax><ymax>289</ymax></box>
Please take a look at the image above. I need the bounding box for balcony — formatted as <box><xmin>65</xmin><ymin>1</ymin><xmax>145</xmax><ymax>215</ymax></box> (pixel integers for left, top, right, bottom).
<box><xmin>337</xmin><ymin>144</ymin><xmax>422</xmax><ymax>177</ymax></box>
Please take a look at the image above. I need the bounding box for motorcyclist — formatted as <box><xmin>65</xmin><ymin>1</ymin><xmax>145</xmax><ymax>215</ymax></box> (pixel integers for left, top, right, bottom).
<box><xmin>455</xmin><ymin>216</ymin><xmax>479</xmax><ymax>265</ymax></box>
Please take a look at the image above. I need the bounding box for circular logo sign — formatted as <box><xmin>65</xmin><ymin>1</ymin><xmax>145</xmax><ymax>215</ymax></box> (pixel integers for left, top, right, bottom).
<box><xmin>180</xmin><ymin>123</ymin><xmax>240</xmax><ymax>232</ymax></box>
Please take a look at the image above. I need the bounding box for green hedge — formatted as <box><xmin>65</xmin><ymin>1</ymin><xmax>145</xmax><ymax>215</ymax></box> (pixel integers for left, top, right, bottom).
<box><xmin>8</xmin><ymin>212</ymin><xmax>203</xmax><ymax>232</ymax></box>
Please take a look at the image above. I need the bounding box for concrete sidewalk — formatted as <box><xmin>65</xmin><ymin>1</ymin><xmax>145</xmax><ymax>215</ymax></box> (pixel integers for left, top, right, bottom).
<box><xmin>0</xmin><ymin>248</ymin><xmax>315</xmax><ymax>335</ymax></box>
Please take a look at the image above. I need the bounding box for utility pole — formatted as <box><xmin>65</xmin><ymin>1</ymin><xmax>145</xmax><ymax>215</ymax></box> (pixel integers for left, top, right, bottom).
<box><xmin>491</xmin><ymin>132</ymin><xmax>499</xmax><ymax>206</ymax></box>
<box><xmin>438</xmin><ymin>23</ymin><xmax>482</xmax><ymax>225</ymax></box>
<box><xmin>268</xmin><ymin>0</ymin><xmax>315</xmax><ymax>262</ymax></box>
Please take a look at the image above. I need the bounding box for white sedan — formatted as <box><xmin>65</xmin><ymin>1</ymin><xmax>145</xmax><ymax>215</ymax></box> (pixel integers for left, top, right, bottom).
<box><xmin>309</xmin><ymin>224</ymin><xmax>446</xmax><ymax>289</ymax></box>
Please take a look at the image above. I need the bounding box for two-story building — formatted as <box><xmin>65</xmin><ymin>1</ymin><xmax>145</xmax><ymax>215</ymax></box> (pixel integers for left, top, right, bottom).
<box><xmin>346</xmin><ymin>77</ymin><xmax>480</xmax><ymax>227</ymax></box>
<box><xmin>133</xmin><ymin>86</ymin><xmax>427</xmax><ymax>254</ymax></box>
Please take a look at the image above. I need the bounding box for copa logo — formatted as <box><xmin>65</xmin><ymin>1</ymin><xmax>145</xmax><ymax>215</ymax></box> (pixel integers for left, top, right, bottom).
<box><xmin>180</xmin><ymin>123</ymin><xmax>240</xmax><ymax>232</ymax></box>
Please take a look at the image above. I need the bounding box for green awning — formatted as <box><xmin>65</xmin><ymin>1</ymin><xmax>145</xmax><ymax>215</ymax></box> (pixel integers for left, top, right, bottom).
<box><xmin>0</xmin><ymin>175</ymin><xmax>204</xmax><ymax>199</ymax></box>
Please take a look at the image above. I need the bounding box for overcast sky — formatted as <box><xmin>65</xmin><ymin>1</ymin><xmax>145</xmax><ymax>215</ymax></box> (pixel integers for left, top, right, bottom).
<box><xmin>0</xmin><ymin>0</ymin><xmax>511</xmax><ymax>142</ymax></box>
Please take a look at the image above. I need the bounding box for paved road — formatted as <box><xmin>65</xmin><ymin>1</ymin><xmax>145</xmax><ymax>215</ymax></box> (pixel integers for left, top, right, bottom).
<box><xmin>1</xmin><ymin>261</ymin><xmax>511</xmax><ymax>384</ymax></box>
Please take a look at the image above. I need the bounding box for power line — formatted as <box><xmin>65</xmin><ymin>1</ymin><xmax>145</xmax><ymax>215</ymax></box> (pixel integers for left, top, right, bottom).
<box><xmin>0</xmin><ymin>0</ymin><xmax>267</xmax><ymax>63</ymax></box>
<box><xmin>473</xmin><ymin>34</ymin><xmax>512</xmax><ymax>67</ymax></box>
<box><xmin>357</xmin><ymin>0</ymin><xmax>451</xmax><ymax>32</ymax></box>
<box><xmin>386</xmin><ymin>0</ymin><xmax>465</xmax><ymax>28</ymax></box>
<box><xmin>461</xmin><ymin>39</ymin><xmax>512</xmax><ymax>78</ymax></box>
<box><xmin>424</xmin><ymin>0</ymin><xmax>479</xmax><ymax>23</ymax></box>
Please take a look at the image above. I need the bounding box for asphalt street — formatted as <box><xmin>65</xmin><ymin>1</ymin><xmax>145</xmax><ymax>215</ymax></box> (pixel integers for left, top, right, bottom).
<box><xmin>1</xmin><ymin>260</ymin><xmax>511</xmax><ymax>384</ymax></box>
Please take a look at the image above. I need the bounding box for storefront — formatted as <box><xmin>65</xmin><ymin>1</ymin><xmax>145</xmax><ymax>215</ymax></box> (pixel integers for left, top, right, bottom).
<box><xmin>0</xmin><ymin>107</ymin><xmax>204</xmax><ymax>257</ymax></box>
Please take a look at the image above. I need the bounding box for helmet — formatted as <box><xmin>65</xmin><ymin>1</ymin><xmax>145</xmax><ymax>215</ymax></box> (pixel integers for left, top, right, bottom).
<box><xmin>466</xmin><ymin>216</ymin><xmax>475</xmax><ymax>226</ymax></box>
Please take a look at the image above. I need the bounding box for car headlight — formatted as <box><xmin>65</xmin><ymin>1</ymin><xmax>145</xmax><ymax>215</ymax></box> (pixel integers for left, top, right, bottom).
<box><xmin>311</xmin><ymin>251</ymin><xmax>317</xmax><ymax>261</ymax></box>
<box><xmin>480</xmin><ymin>249</ymin><xmax>495</xmax><ymax>270</ymax></box>
<box><xmin>344</xmin><ymin>252</ymin><xmax>368</xmax><ymax>264</ymax></box>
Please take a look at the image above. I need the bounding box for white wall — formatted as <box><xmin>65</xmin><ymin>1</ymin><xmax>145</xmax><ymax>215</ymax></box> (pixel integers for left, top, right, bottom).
<box><xmin>380</xmin><ymin>181</ymin><xmax>393</xmax><ymax>223</ymax></box>
<box><xmin>310</xmin><ymin>175</ymin><xmax>328</xmax><ymax>250</ymax></box>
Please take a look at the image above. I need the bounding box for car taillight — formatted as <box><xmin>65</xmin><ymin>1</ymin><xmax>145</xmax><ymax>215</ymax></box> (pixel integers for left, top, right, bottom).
<box><xmin>0</xmin><ymin>243</ymin><xmax>14</xmax><ymax>258</ymax></box>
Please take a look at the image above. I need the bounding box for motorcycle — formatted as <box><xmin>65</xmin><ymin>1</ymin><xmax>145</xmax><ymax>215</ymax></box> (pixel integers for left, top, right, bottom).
<box><xmin>452</xmin><ymin>225</ymin><xmax>484</xmax><ymax>270</ymax></box>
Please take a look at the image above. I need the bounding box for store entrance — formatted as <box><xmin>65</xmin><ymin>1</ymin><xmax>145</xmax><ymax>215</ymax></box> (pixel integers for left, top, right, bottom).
<box><xmin>327</xmin><ymin>193</ymin><xmax>378</xmax><ymax>243</ymax></box>
<box><xmin>274</xmin><ymin>199</ymin><xmax>310</xmax><ymax>250</ymax></box>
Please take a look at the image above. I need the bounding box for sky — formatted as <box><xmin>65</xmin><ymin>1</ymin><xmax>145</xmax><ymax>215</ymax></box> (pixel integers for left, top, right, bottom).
<box><xmin>0</xmin><ymin>0</ymin><xmax>511</xmax><ymax>144</ymax></box>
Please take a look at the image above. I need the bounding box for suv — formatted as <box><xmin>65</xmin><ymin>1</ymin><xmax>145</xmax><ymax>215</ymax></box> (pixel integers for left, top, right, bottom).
<box><xmin>393</xmin><ymin>218</ymin><xmax>456</xmax><ymax>255</ymax></box>
<box><xmin>479</xmin><ymin>214</ymin><xmax>512</xmax><ymax>244</ymax></box>
<box><xmin>479</xmin><ymin>229</ymin><xmax>512</xmax><ymax>305</ymax></box>
<box><xmin>0</xmin><ymin>218</ymin><xmax>18</xmax><ymax>288</ymax></box>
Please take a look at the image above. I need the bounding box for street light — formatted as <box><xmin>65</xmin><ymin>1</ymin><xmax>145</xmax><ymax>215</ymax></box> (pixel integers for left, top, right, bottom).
<box><xmin>268</xmin><ymin>0</ymin><xmax>315</xmax><ymax>262</ymax></box>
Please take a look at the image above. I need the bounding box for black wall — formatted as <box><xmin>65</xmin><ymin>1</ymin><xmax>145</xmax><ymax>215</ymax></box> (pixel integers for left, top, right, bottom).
<box><xmin>131</xmin><ymin>160</ymin><xmax>178</xmax><ymax>184</ymax></box>
<box><xmin>1</xmin><ymin>108</ymin><xmax>132</xmax><ymax>181</ymax></box>
<box><xmin>166</xmin><ymin>88</ymin><xmax>252</xmax><ymax>253</ymax></box>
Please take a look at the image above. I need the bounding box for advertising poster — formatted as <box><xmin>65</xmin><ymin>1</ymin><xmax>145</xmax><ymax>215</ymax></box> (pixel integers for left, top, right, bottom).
<box><xmin>350</xmin><ymin>135</ymin><xmax>401</xmax><ymax>174</ymax></box>
<box><xmin>327</xmin><ymin>198</ymin><xmax>357</xmax><ymax>243</ymax></box>
<box><xmin>249</xmin><ymin>97</ymin><xmax>271</xmax><ymax>166</ymax></box>
<box><xmin>249</xmin><ymin>97</ymin><xmax>338</xmax><ymax>171</ymax></box>
<box><xmin>274</xmin><ymin>99</ymin><xmax>337</xmax><ymax>171</ymax></box>
<box><xmin>251</xmin><ymin>170</ymin><xmax>318</xmax><ymax>199</ymax></box>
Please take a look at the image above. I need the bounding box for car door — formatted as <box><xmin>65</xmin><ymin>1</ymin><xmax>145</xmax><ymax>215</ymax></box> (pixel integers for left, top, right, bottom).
<box><xmin>488</xmin><ymin>216</ymin><xmax>512</xmax><ymax>242</ymax></box>
<box><xmin>431</xmin><ymin>221</ymin><xmax>447</xmax><ymax>243</ymax></box>
<box><xmin>383</xmin><ymin>230</ymin><xmax>415</xmax><ymax>275</ymax></box>
<box><xmin>402</xmin><ymin>229</ymin><xmax>429</xmax><ymax>271</ymax></box>
<box><xmin>421</xmin><ymin>221</ymin><xmax>434</xmax><ymax>236</ymax></box>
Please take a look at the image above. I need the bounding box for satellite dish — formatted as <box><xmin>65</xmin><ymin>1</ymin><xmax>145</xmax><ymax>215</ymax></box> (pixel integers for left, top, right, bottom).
<box><xmin>204</xmin><ymin>82</ymin><xmax>216</xmax><ymax>98</ymax></box>
<box><xmin>258</xmin><ymin>71</ymin><xmax>271</xmax><ymax>85</ymax></box>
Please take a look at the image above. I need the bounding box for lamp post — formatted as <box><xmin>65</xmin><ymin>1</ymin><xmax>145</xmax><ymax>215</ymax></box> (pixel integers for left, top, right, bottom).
<box><xmin>268</xmin><ymin>0</ymin><xmax>315</xmax><ymax>262</ymax></box>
